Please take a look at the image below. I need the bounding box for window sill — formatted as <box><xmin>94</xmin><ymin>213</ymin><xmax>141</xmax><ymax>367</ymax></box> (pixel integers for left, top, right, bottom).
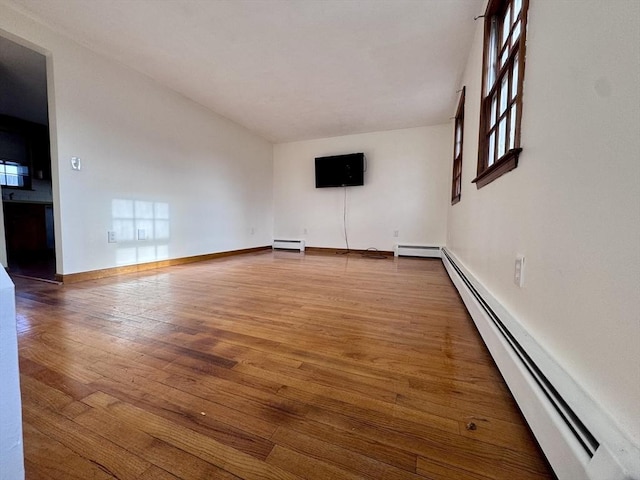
<box><xmin>472</xmin><ymin>148</ymin><xmax>522</xmax><ymax>189</ymax></box>
<box><xmin>0</xmin><ymin>186</ymin><xmax>33</xmax><ymax>191</ymax></box>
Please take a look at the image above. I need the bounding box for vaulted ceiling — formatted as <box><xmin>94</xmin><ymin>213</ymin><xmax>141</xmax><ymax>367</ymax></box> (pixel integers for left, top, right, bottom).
<box><xmin>2</xmin><ymin>0</ymin><xmax>483</xmax><ymax>142</ymax></box>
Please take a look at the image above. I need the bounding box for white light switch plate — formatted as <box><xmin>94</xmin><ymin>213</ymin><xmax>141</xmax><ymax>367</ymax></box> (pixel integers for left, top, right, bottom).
<box><xmin>514</xmin><ymin>255</ymin><xmax>525</xmax><ymax>287</ymax></box>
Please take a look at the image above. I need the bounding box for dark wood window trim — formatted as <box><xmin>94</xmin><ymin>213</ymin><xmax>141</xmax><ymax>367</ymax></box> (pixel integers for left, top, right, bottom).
<box><xmin>474</xmin><ymin>0</ymin><xmax>529</xmax><ymax>189</ymax></box>
<box><xmin>472</xmin><ymin>147</ymin><xmax>521</xmax><ymax>188</ymax></box>
<box><xmin>451</xmin><ymin>86</ymin><xmax>465</xmax><ymax>205</ymax></box>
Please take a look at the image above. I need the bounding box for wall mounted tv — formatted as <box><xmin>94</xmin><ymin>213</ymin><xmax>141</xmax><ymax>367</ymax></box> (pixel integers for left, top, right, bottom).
<box><xmin>315</xmin><ymin>153</ymin><xmax>365</xmax><ymax>188</ymax></box>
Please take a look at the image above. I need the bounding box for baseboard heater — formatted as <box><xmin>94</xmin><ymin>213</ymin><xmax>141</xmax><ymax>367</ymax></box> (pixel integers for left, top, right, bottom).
<box><xmin>272</xmin><ymin>239</ymin><xmax>305</xmax><ymax>252</ymax></box>
<box><xmin>441</xmin><ymin>248</ymin><xmax>639</xmax><ymax>480</ymax></box>
<box><xmin>394</xmin><ymin>245</ymin><xmax>441</xmax><ymax>258</ymax></box>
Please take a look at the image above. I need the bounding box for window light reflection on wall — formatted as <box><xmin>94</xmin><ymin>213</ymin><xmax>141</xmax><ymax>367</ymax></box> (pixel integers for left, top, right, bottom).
<box><xmin>111</xmin><ymin>199</ymin><xmax>170</xmax><ymax>265</ymax></box>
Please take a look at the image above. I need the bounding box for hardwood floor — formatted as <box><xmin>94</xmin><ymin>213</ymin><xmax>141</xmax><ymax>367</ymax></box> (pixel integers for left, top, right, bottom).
<box><xmin>14</xmin><ymin>250</ymin><xmax>554</xmax><ymax>479</ymax></box>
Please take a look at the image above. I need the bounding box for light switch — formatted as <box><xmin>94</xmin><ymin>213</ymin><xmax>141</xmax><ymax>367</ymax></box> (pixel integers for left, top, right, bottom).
<box><xmin>514</xmin><ymin>255</ymin><xmax>525</xmax><ymax>287</ymax></box>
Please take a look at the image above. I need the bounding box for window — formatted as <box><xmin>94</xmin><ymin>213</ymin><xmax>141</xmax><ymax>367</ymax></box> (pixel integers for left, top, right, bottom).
<box><xmin>474</xmin><ymin>0</ymin><xmax>529</xmax><ymax>188</ymax></box>
<box><xmin>451</xmin><ymin>87</ymin><xmax>465</xmax><ymax>204</ymax></box>
<box><xmin>0</xmin><ymin>160</ymin><xmax>30</xmax><ymax>188</ymax></box>
<box><xmin>0</xmin><ymin>128</ymin><xmax>31</xmax><ymax>189</ymax></box>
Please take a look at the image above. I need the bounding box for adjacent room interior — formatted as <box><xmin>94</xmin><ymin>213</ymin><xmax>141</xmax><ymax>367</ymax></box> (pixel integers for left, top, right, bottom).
<box><xmin>0</xmin><ymin>1</ymin><xmax>638</xmax><ymax>479</ymax></box>
<box><xmin>0</xmin><ymin>35</ymin><xmax>55</xmax><ymax>281</ymax></box>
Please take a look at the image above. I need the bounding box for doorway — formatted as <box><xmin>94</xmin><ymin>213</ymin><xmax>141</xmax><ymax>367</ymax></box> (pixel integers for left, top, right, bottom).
<box><xmin>0</xmin><ymin>35</ymin><xmax>56</xmax><ymax>281</ymax></box>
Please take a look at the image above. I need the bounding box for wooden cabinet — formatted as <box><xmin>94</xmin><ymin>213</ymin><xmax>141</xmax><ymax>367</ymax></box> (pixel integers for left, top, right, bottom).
<box><xmin>2</xmin><ymin>202</ymin><xmax>49</xmax><ymax>257</ymax></box>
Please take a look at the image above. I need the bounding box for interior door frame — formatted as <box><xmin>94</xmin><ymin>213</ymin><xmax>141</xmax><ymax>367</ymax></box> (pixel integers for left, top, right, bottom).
<box><xmin>0</xmin><ymin>29</ymin><xmax>61</xmax><ymax>277</ymax></box>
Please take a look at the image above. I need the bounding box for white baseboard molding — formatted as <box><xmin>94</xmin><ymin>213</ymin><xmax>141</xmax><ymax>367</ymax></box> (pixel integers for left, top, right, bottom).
<box><xmin>441</xmin><ymin>248</ymin><xmax>640</xmax><ymax>480</ymax></box>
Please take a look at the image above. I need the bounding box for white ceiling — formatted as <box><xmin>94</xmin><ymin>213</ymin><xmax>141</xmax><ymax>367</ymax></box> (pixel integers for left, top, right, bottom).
<box><xmin>3</xmin><ymin>0</ymin><xmax>483</xmax><ymax>143</ymax></box>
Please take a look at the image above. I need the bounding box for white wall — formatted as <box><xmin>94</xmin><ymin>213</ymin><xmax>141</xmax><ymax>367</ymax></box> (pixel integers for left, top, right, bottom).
<box><xmin>0</xmin><ymin>5</ymin><xmax>273</xmax><ymax>275</ymax></box>
<box><xmin>274</xmin><ymin>126</ymin><xmax>451</xmax><ymax>251</ymax></box>
<box><xmin>0</xmin><ymin>188</ymin><xmax>6</xmax><ymax>267</ymax></box>
<box><xmin>0</xmin><ymin>268</ymin><xmax>23</xmax><ymax>480</ymax></box>
<box><xmin>447</xmin><ymin>0</ymin><xmax>640</xmax><ymax>446</ymax></box>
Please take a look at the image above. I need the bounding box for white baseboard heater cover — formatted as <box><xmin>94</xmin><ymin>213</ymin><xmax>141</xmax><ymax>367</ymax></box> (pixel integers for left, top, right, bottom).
<box><xmin>441</xmin><ymin>248</ymin><xmax>640</xmax><ymax>480</ymax></box>
<box><xmin>394</xmin><ymin>245</ymin><xmax>441</xmax><ymax>258</ymax></box>
<box><xmin>272</xmin><ymin>239</ymin><xmax>305</xmax><ymax>252</ymax></box>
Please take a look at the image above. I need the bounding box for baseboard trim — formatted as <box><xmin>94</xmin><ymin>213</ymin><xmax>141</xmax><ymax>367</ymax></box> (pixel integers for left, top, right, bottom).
<box><xmin>56</xmin><ymin>246</ymin><xmax>271</xmax><ymax>284</ymax></box>
<box><xmin>441</xmin><ymin>248</ymin><xmax>640</xmax><ymax>480</ymax></box>
<box><xmin>304</xmin><ymin>247</ymin><xmax>394</xmax><ymax>257</ymax></box>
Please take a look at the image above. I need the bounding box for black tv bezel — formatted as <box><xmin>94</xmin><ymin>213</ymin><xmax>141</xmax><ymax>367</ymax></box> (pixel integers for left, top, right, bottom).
<box><xmin>314</xmin><ymin>153</ymin><xmax>365</xmax><ymax>188</ymax></box>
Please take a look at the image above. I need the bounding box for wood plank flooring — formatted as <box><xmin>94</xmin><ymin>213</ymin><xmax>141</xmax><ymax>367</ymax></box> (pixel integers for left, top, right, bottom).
<box><xmin>13</xmin><ymin>250</ymin><xmax>555</xmax><ymax>479</ymax></box>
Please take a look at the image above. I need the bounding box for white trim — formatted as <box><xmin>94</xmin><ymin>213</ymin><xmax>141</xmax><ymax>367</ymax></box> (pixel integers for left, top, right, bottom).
<box><xmin>0</xmin><ymin>268</ymin><xmax>24</xmax><ymax>480</ymax></box>
<box><xmin>441</xmin><ymin>248</ymin><xmax>640</xmax><ymax>480</ymax></box>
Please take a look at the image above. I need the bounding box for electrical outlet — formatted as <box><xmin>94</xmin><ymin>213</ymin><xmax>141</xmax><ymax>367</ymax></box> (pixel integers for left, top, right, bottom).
<box><xmin>514</xmin><ymin>255</ymin><xmax>525</xmax><ymax>287</ymax></box>
<box><xmin>107</xmin><ymin>231</ymin><xmax>117</xmax><ymax>243</ymax></box>
<box><xmin>393</xmin><ymin>230</ymin><xmax>399</xmax><ymax>238</ymax></box>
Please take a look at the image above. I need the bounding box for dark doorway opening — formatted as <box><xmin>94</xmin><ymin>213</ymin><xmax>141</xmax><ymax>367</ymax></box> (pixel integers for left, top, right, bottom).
<box><xmin>1</xmin><ymin>36</ymin><xmax>56</xmax><ymax>282</ymax></box>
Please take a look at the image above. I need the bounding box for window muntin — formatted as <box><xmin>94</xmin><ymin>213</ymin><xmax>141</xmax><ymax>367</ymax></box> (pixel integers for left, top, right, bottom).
<box><xmin>451</xmin><ymin>87</ymin><xmax>465</xmax><ymax>205</ymax></box>
<box><xmin>474</xmin><ymin>0</ymin><xmax>528</xmax><ymax>188</ymax></box>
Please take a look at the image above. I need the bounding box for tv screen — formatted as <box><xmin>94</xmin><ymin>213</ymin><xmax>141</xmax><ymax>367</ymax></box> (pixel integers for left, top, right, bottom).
<box><xmin>315</xmin><ymin>153</ymin><xmax>365</xmax><ymax>188</ymax></box>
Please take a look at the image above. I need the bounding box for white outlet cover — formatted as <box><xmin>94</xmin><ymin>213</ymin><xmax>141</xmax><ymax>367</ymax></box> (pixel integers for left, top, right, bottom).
<box><xmin>71</xmin><ymin>156</ymin><xmax>81</xmax><ymax>170</ymax></box>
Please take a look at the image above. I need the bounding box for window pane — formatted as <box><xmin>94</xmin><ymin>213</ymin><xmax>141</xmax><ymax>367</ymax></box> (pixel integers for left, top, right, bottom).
<box><xmin>512</xmin><ymin>57</ymin><xmax>519</xmax><ymax>100</ymax></box>
<box><xmin>488</xmin><ymin>132</ymin><xmax>496</xmax><ymax>167</ymax></box>
<box><xmin>512</xmin><ymin>20</ymin><xmax>521</xmax><ymax>46</ymax></box>
<box><xmin>500</xmin><ymin>76</ymin><xmax>509</xmax><ymax>115</ymax></box>
<box><xmin>509</xmin><ymin>105</ymin><xmax>517</xmax><ymax>149</ymax></box>
<box><xmin>487</xmin><ymin>19</ymin><xmax>498</xmax><ymax>91</ymax></box>
<box><xmin>514</xmin><ymin>0</ymin><xmax>522</xmax><ymax>17</ymax></box>
<box><xmin>498</xmin><ymin>118</ymin><xmax>507</xmax><ymax>158</ymax></box>
<box><xmin>500</xmin><ymin>45</ymin><xmax>509</xmax><ymax>68</ymax></box>
<box><xmin>0</xmin><ymin>161</ymin><xmax>28</xmax><ymax>187</ymax></box>
<box><xmin>490</xmin><ymin>94</ymin><xmax>498</xmax><ymax>128</ymax></box>
<box><xmin>502</xmin><ymin>6</ymin><xmax>511</xmax><ymax>46</ymax></box>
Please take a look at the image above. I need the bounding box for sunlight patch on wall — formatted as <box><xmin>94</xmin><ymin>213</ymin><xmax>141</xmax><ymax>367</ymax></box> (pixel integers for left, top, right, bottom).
<box><xmin>111</xmin><ymin>199</ymin><xmax>170</xmax><ymax>265</ymax></box>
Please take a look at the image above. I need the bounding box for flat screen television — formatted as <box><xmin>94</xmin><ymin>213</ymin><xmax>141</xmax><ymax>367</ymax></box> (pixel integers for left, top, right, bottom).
<box><xmin>315</xmin><ymin>153</ymin><xmax>365</xmax><ymax>188</ymax></box>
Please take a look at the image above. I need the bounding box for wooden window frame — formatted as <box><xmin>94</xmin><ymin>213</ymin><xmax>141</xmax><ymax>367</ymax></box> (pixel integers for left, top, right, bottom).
<box><xmin>451</xmin><ymin>86</ymin><xmax>465</xmax><ymax>205</ymax></box>
<box><xmin>473</xmin><ymin>0</ymin><xmax>529</xmax><ymax>188</ymax></box>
